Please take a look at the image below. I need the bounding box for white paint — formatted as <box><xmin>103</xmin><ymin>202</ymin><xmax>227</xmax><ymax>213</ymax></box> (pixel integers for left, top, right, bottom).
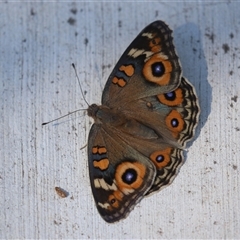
<box><xmin>0</xmin><ymin>1</ymin><xmax>240</xmax><ymax>239</ymax></box>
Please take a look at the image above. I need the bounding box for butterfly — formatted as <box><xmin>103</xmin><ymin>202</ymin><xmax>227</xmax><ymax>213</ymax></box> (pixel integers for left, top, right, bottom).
<box><xmin>87</xmin><ymin>20</ymin><xmax>200</xmax><ymax>223</ymax></box>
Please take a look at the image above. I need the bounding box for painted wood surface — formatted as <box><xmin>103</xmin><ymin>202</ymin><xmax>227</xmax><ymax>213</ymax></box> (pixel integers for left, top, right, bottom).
<box><xmin>1</xmin><ymin>1</ymin><xmax>240</xmax><ymax>239</ymax></box>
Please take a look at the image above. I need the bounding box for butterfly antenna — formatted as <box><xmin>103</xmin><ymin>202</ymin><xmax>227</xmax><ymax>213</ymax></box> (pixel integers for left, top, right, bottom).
<box><xmin>72</xmin><ymin>63</ymin><xmax>89</xmax><ymax>107</ymax></box>
<box><xmin>42</xmin><ymin>109</ymin><xmax>86</xmax><ymax>125</ymax></box>
<box><xmin>42</xmin><ymin>64</ymin><xmax>89</xmax><ymax>126</ymax></box>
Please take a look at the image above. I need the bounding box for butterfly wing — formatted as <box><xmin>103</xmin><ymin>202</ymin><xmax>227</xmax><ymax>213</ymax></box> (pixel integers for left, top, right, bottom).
<box><xmin>88</xmin><ymin>123</ymin><xmax>156</xmax><ymax>223</ymax></box>
<box><xmin>87</xmin><ymin>20</ymin><xmax>200</xmax><ymax>223</ymax></box>
<box><xmin>87</xmin><ymin>76</ymin><xmax>199</xmax><ymax>222</ymax></box>
<box><xmin>120</xmin><ymin>77</ymin><xmax>200</xmax><ymax>147</ymax></box>
<box><xmin>135</xmin><ymin>77</ymin><xmax>200</xmax><ymax>194</ymax></box>
<box><xmin>100</xmin><ymin>77</ymin><xmax>200</xmax><ymax>196</ymax></box>
<box><xmin>102</xmin><ymin>20</ymin><xmax>182</xmax><ymax>107</ymax></box>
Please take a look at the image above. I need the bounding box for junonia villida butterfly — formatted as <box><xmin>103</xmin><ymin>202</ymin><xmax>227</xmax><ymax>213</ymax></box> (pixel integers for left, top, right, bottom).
<box><xmin>87</xmin><ymin>20</ymin><xmax>200</xmax><ymax>223</ymax></box>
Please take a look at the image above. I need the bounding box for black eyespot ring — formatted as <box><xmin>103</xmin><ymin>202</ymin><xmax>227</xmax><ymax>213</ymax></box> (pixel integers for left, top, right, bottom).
<box><xmin>164</xmin><ymin>91</ymin><xmax>176</xmax><ymax>101</ymax></box>
<box><xmin>110</xmin><ymin>198</ymin><xmax>116</xmax><ymax>204</ymax></box>
<box><xmin>151</xmin><ymin>62</ymin><xmax>165</xmax><ymax>77</ymax></box>
<box><xmin>122</xmin><ymin>168</ymin><xmax>137</xmax><ymax>184</ymax></box>
<box><xmin>171</xmin><ymin>118</ymin><xmax>179</xmax><ymax>127</ymax></box>
<box><xmin>156</xmin><ymin>155</ymin><xmax>164</xmax><ymax>162</ymax></box>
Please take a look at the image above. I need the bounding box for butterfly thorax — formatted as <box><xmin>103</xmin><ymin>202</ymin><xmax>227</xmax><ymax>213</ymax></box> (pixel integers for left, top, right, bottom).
<box><xmin>88</xmin><ymin>104</ymin><xmax>127</xmax><ymax>126</ymax></box>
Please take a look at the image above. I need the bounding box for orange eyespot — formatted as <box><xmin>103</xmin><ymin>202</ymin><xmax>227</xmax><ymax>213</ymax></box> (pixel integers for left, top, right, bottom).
<box><xmin>108</xmin><ymin>195</ymin><xmax>119</xmax><ymax>208</ymax></box>
<box><xmin>158</xmin><ymin>88</ymin><xmax>183</xmax><ymax>106</ymax></box>
<box><xmin>115</xmin><ymin>161</ymin><xmax>146</xmax><ymax>190</ymax></box>
<box><xmin>150</xmin><ymin>148</ymin><xmax>172</xmax><ymax>168</ymax></box>
<box><xmin>142</xmin><ymin>53</ymin><xmax>172</xmax><ymax>86</ymax></box>
<box><xmin>165</xmin><ymin>110</ymin><xmax>185</xmax><ymax>138</ymax></box>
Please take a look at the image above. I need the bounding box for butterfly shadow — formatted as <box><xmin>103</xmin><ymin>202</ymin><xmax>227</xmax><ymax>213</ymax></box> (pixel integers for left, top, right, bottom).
<box><xmin>174</xmin><ymin>22</ymin><xmax>211</xmax><ymax>148</ymax></box>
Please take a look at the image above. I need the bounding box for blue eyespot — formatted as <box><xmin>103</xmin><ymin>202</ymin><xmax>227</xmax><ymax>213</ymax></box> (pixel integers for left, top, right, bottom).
<box><xmin>156</xmin><ymin>155</ymin><xmax>164</xmax><ymax>162</ymax></box>
<box><xmin>171</xmin><ymin>118</ymin><xmax>179</xmax><ymax>127</ymax></box>
<box><xmin>164</xmin><ymin>91</ymin><xmax>176</xmax><ymax>100</ymax></box>
<box><xmin>110</xmin><ymin>198</ymin><xmax>116</xmax><ymax>204</ymax></box>
<box><xmin>122</xmin><ymin>168</ymin><xmax>137</xmax><ymax>184</ymax></box>
<box><xmin>151</xmin><ymin>62</ymin><xmax>165</xmax><ymax>77</ymax></box>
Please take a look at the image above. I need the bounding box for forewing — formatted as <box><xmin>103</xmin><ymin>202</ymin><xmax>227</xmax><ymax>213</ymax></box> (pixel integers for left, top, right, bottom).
<box><xmin>102</xmin><ymin>20</ymin><xmax>182</xmax><ymax>107</ymax></box>
<box><xmin>88</xmin><ymin>124</ymin><xmax>156</xmax><ymax>223</ymax></box>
